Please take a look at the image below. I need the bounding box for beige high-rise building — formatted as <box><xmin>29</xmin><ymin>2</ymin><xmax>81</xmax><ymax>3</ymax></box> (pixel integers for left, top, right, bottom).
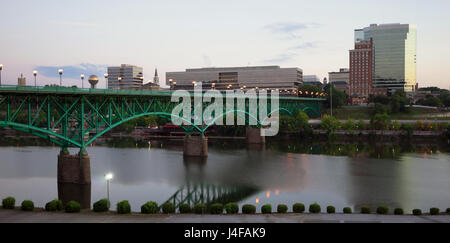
<box><xmin>329</xmin><ymin>68</ymin><xmax>350</xmax><ymax>94</ymax></box>
<box><xmin>107</xmin><ymin>64</ymin><xmax>144</xmax><ymax>90</ymax></box>
<box><xmin>166</xmin><ymin>66</ymin><xmax>303</xmax><ymax>91</ymax></box>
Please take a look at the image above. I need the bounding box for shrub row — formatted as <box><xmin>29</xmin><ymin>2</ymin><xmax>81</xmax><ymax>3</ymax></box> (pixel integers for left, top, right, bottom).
<box><xmin>45</xmin><ymin>200</ymin><xmax>63</xmax><ymax>211</ymax></box>
<box><xmin>21</xmin><ymin>200</ymin><xmax>34</xmax><ymax>211</ymax></box>
<box><xmin>65</xmin><ymin>201</ymin><xmax>81</xmax><ymax>213</ymax></box>
<box><xmin>321</xmin><ymin>116</ymin><xmax>449</xmax><ymax>133</ymax></box>
<box><xmin>93</xmin><ymin>199</ymin><xmax>110</xmax><ymax>212</ymax></box>
<box><xmin>3</xmin><ymin>197</ymin><xmax>450</xmax><ymax>216</ymax></box>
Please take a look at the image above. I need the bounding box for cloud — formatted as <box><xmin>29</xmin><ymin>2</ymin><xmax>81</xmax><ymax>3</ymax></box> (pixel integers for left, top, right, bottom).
<box><xmin>264</xmin><ymin>22</ymin><xmax>321</xmax><ymax>39</ymax></box>
<box><xmin>35</xmin><ymin>63</ymin><xmax>108</xmax><ymax>79</ymax></box>
<box><xmin>51</xmin><ymin>20</ymin><xmax>102</xmax><ymax>28</ymax></box>
<box><xmin>265</xmin><ymin>23</ymin><xmax>309</xmax><ymax>33</ymax></box>
<box><xmin>289</xmin><ymin>41</ymin><xmax>320</xmax><ymax>50</ymax></box>
<box><xmin>262</xmin><ymin>53</ymin><xmax>297</xmax><ymax>64</ymax></box>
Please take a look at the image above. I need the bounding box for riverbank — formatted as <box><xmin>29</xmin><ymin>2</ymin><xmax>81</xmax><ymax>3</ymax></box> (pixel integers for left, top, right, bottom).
<box><xmin>1</xmin><ymin>209</ymin><xmax>450</xmax><ymax>223</ymax></box>
<box><xmin>324</xmin><ymin>106</ymin><xmax>450</xmax><ymax>120</ymax></box>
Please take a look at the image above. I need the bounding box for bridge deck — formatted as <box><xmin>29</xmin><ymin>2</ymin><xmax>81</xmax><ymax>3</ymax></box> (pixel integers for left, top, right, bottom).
<box><xmin>0</xmin><ymin>85</ymin><xmax>326</xmax><ymax>102</ymax></box>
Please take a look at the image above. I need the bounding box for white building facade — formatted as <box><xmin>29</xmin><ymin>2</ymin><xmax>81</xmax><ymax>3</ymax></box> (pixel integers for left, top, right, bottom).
<box><xmin>107</xmin><ymin>64</ymin><xmax>144</xmax><ymax>90</ymax></box>
<box><xmin>166</xmin><ymin>66</ymin><xmax>303</xmax><ymax>91</ymax></box>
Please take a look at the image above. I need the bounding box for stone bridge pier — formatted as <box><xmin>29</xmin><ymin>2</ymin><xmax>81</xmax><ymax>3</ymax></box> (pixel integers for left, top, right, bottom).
<box><xmin>184</xmin><ymin>136</ymin><xmax>208</xmax><ymax>157</ymax></box>
<box><xmin>57</xmin><ymin>149</ymin><xmax>91</xmax><ymax>209</ymax></box>
<box><xmin>246</xmin><ymin>128</ymin><xmax>266</xmax><ymax>145</ymax></box>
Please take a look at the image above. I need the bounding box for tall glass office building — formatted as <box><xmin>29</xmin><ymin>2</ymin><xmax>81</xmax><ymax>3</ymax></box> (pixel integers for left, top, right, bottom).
<box><xmin>355</xmin><ymin>24</ymin><xmax>417</xmax><ymax>93</ymax></box>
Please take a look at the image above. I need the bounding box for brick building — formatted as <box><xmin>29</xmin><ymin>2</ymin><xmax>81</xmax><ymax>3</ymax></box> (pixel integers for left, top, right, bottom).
<box><xmin>349</xmin><ymin>38</ymin><xmax>387</xmax><ymax>103</ymax></box>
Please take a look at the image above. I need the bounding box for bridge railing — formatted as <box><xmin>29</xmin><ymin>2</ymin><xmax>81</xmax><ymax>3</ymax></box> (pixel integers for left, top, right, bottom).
<box><xmin>0</xmin><ymin>84</ymin><xmax>174</xmax><ymax>97</ymax></box>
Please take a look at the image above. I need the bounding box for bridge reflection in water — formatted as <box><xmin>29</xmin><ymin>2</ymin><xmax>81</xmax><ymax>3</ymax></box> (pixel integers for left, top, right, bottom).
<box><xmin>162</xmin><ymin>155</ymin><xmax>259</xmax><ymax>209</ymax></box>
<box><xmin>162</xmin><ymin>183</ymin><xmax>258</xmax><ymax>209</ymax></box>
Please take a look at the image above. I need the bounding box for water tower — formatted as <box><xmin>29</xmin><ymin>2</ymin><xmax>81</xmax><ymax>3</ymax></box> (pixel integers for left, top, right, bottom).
<box><xmin>88</xmin><ymin>75</ymin><xmax>99</xmax><ymax>89</ymax></box>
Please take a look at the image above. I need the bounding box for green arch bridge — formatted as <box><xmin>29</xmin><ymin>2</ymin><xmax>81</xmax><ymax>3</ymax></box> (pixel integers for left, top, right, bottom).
<box><xmin>0</xmin><ymin>85</ymin><xmax>325</xmax><ymax>152</ymax></box>
<box><xmin>0</xmin><ymin>85</ymin><xmax>325</xmax><ymax>208</ymax></box>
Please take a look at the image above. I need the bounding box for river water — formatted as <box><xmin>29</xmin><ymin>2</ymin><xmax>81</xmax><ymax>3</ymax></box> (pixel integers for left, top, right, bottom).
<box><xmin>0</xmin><ymin>137</ymin><xmax>449</xmax><ymax>213</ymax></box>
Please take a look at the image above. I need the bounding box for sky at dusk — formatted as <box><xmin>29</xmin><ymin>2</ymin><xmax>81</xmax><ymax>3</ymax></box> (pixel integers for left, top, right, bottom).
<box><xmin>1</xmin><ymin>0</ymin><xmax>450</xmax><ymax>89</ymax></box>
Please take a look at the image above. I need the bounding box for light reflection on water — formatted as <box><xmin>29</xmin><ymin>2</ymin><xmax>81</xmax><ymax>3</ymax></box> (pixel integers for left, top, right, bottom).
<box><xmin>0</xmin><ymin>138</ymin><xmax>449</xmax><ymax>213</ymax></box>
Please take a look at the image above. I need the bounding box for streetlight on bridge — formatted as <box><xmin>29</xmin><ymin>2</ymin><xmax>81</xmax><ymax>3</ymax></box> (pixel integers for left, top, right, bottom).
<box><xmin>0</xmin><ymin>64</ymin><xmax>3</xmax><ymax>86</ymax></box>
<box><xmin>33</xmin><ymin>70</ymin><xmax>38</xmax><ymax>87</ymax></box>
<box><xmin>80</xmin><ymin>74</ymin><xmax>85</xmax><ymax>89</ymax></box>
<box><xmin>104</xmin><ymin>73</ymin><xmax>108</xmax><ymax>89</ymax></box>
<box><xmin>118</xmin><ymin>77</ymin><xmax>122</xmax><ymax>89</ymax></box>
<box><xmin>58</xmin><ymin>69</ymin><xmax>63</xmax><ymax>86</ymax></box>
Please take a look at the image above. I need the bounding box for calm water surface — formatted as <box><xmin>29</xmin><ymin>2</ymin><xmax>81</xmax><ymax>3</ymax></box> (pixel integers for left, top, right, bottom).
<box><xmin>0</xmin><ymin>138</ymin><xmax>449</xmax><ymax>212</ymax></box>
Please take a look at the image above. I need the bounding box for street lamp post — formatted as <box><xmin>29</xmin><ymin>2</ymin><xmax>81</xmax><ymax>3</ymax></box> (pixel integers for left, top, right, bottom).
<box><xmin>0</xmin><ymin>64</ymin><xmax>3</xmax><ymax>86</ymax></box>
<box><xmin>81</xmin><ymin>74</ymin><xmax>85</xmax><ymax>89</ymax></box>
<box><xmin>33</xmin><ymin>70</ymin><xmax>38</xmax><ymax>87</ymax></box>
<box><xmin>104</xmin><ymin>173</ymin><xmax>113</xmax><ymax>207</ymax></box>
<box><xmin>58</xmin><ymin>69</ymin><xmax>63</xmax><ymax>86</ymax></box>
<box><xmin>118</xmin><ymin>77</ymin><xmax>122</xmax><ymax>89</ymax></box>
<box><xmin>330</xmin><ymin>80</ymin><xmax>333</xmax><ymax>116</ymax></box>
<box><xmin>104</xmin><ymin>73</ymin><xmax>108</xmax><ymax>89</ymax></box>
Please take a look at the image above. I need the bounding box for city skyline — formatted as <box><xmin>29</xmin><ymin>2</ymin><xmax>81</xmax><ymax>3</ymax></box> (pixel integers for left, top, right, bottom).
<box><xmin>1</xmin><ymin>0</ymin><xmax>450</xmax><ymax>89</ymax></box>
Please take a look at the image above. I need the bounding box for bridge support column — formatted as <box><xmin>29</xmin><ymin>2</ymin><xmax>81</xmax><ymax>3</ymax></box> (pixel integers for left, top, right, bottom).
<box><xmin>184</xmin><ymin>136</ymin><xmax>208</xmax><ymax>157</ymax></box>
<box><xmin>57</xmin><ymin>149</ymin><xmax>91</xmax><ymax>209</ymax></box>
<box><xmin>246</xmin><ymin>128</ymin><xmax>266</xmax><ymax>145</ymax></box>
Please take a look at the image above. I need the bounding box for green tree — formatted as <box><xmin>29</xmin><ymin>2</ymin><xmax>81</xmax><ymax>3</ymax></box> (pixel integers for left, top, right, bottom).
<box><xmin>324</xmin><ymin>86</ymin><xmax>347</xmax><ymax>109</ymax></box>
<box><xmin>417</xmin><ymin>87</ymin><xmax>450</xmax><ymax>107</ymax></box>
<box><xmin>417</xmin><ymin>95</ymin><xmax>443</xmax><ymax>107</ymax></box>
<box><xmin>390</xmin><ymin>90</ymin><xmax>409</xmax><ymax>113</ymax></box>
<box><xmin>370</xmin><ymin>113</ymin><xmax>391</xmax><ymax>130</ymax></box>
<box><xmin>343</xmin><ymin>119</ymin><xmax>356</xmax><ymax>131</ymax></box>
<box><xmin>438</xmin><ymin>91</ymin><xmax>450</xmax><ymax>107</ymax></box>
<box><xmin>373</xmin><ymin>103</ymin><xmax>391</xmax><ymax>115</ymax></box>
<box><xmin>392</xmin><ymin>120</ymin><xmax>401</xmax><ymax>130</ymax></box>
<box><xmin>357</xmin><ymin>119</ymin><xmax>366</xmax><ymax>131</ymax></box>
<box><xmin>321</xmin><ymin>115</ymin><xmax>340</xmax><ymax>134</ymax></box>
<box><xmin>373</xmin><ymin>95</ymin><xmax>391</xmax><ymax>105</ymax></box>
<box><xmin>295</xmin><ymin>110</ymin><xmax>310</xmax><ymax>131</ymax></box>
<box><xmin>418</xmin><ymin>87</ymin><xmax>441</xmax><ymax>92</ymax></box>
<box><xmin>280</xmin><ymin>116</ymin><xmax>297</xmax><ymax>132</ymax></box>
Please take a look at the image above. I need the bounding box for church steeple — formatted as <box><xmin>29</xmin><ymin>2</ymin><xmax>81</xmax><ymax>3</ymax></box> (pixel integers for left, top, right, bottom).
<box><xmin>153</xmin><ymin>68</ymin><xmax>160</xmax><ymax>84</ymax></box>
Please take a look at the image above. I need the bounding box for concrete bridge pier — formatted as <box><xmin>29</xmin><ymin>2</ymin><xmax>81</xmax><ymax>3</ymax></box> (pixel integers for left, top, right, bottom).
<box><xmin>246</xmin><ymin>128</ymin><xmax>266</xmax><ymax>145</ymax></box>
<box><xmin>57</xmin><ymin>149</ymin><xmax>91</xmax><ymax>209</ymax></box>
<box><xmin>184</xmin><ymin>136</ymin><xmax>208</xmax><ymax>157</ymax></box>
